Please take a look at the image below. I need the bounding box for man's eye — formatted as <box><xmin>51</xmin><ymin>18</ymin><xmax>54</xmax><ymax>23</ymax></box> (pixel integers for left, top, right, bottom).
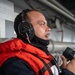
<box><xmin>38</xmin><ymin>21</ymin><xmax>47</xmax><ymax>26</ymax></box>
<box><xmin>40</xmin><ymin>22</ymin><xmax>45</xmax><ymax>26</ymax></box>
<box><xmin>40</xmin><ymin>24</ymin><xmax>44</xmax><ymax>25</ymax></box>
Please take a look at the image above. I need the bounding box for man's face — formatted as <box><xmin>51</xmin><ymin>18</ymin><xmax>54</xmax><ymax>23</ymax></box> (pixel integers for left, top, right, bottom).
<box><xmin>27</xmin><ymin>11</ymin><xmax>51</xmax><ymax>40</ymax></box>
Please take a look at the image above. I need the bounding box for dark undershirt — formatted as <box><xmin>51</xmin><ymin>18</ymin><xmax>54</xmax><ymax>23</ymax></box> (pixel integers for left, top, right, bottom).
<box><xmin>0</xmin><ymin>57</ymin><xmax>35</xmax><ymax>75</ymax></box>
<box><xmin>0</xmin><ymin>57</ymin><xmax>74</xmax><ymax>75</ymax></box>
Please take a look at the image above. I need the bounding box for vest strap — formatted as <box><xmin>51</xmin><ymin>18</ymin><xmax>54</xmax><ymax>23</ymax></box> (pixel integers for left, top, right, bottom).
<box><xmin>38</xmin><ymin>62</ymin><xmax>53</xmax><ymax>75</ymax></box>
<box><xmin>23</xmin><ymin>49</ymin><xmax>53</xmax><ymax>75</ymax></box>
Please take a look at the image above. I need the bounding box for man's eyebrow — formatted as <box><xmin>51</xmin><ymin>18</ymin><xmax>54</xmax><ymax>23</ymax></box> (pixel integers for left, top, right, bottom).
<box><xmin>38</xmin><ymin>20</ymin><xmax>47</xmax><ymax>23</ymax></box>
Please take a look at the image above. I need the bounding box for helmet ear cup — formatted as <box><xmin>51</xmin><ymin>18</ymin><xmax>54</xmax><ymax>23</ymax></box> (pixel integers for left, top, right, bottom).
<box><xmin>18</xmin><ymin>21</ymin><xmax>34</xmax><ymax>40</ymax></box>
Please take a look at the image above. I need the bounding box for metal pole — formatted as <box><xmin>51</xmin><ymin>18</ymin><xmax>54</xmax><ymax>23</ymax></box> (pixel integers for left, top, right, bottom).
<box><xmin>48</xmin><ymin>41</ymin><xmax>75</xmax><ymax>52</ymax></box>
<box><xmin>49</xmin><ymin>0</ymin><xmax>74</xmax><ymax>17</ymax></box>
<box><xmin>39</xmin><ymin>0</ymin><xmax>75</xmax><ymax>22</ymax></box>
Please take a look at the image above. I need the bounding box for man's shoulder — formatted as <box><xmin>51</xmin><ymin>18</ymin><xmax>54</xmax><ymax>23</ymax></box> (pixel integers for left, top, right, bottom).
<box><xmin>0</xmin><ymin>38</ymin><xmax>22</xmax><ymax>52</ymax></box>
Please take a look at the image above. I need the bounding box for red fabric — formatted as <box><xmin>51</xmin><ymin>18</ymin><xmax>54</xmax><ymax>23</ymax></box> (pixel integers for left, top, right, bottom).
<box><xmin>0</xmin><ymin>38</ymin><xmax>53</xmax><ymax>75</ymax></box>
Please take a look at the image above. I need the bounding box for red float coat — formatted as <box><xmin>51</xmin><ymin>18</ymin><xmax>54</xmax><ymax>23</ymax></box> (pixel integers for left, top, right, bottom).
<box><xmin>0</xmin><ymin>38</ymin><xmax>57</xmax><ymax>75</ymax></box>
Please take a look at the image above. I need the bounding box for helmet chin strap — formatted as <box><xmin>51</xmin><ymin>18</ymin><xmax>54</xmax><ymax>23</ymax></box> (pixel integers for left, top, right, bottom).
<box><xmin>26</xmin><ymin>33</ymin><xmax>41</xmax><ymax>47</ymax></box>
<box><xmin>26</xmin><ymin>33</ymin><xmax>31</xmax><ymax>44</ymax></box>
<box><xmin>26</xmin><ymin>33</ymin><xmax>49</xmax><ymax>48</ymax></box>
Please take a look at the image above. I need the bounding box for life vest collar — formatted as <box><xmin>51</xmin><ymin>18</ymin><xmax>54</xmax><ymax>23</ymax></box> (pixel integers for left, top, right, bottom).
<box><xmin>0</xmin><ymin>38</ymin><xmax>52</xmax><ymax>59</ymax></box>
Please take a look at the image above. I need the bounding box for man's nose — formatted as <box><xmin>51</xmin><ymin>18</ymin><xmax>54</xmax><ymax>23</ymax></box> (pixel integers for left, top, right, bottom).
<box><xmin>47</xmin><ymin>26</ymin><xmax>51</xmax><ymax>32</ymax></box>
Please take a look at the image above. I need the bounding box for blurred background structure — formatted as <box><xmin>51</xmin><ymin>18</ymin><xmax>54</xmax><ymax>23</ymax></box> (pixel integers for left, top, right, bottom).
<box><xmin>0</xmin><ymin>0</ymin><xmax>75</xmax><ymax>56</ymax></box>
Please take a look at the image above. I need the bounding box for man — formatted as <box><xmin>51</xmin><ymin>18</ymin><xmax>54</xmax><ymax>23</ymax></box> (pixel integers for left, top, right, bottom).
<box><xmin>0</xmin><ymin>9</ymin><xmax>75</xmax><ymax>75</ymax></box>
